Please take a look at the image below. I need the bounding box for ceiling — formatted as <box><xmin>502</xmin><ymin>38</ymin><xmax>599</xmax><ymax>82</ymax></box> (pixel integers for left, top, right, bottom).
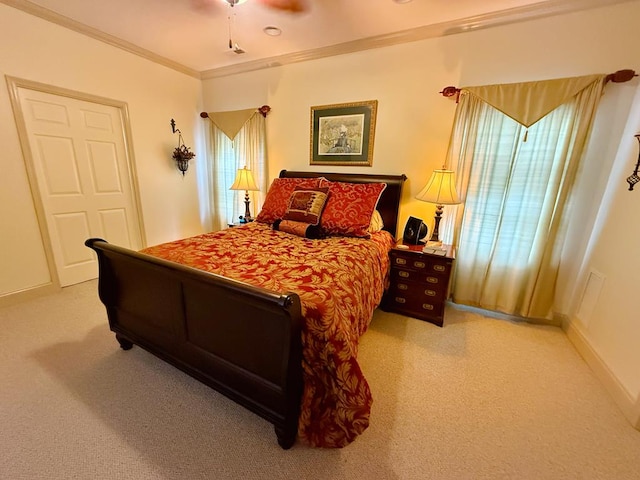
<box><xmin>3</xmin><ymin>0</ymin><xmax>631</xmax><ymax>78</ymax></box>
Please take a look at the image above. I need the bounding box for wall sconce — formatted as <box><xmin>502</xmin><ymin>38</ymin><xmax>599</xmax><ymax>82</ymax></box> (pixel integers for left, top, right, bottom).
<box><xmin>170</xmin><ymin>119</ymin><xmax>195</xmax><ymax>176</ymax></box>
<box><xmin>627</xmin><ymin>134</ymin><xmax>640</xmax><ymax>191</ymax></box>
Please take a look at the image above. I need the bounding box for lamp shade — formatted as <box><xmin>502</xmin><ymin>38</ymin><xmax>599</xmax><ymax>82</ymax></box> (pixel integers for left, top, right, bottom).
<box><xmin>229</xmin><ymin>166</ymin><xmax>259</xmax><ymax>191</ymax></box>
<box><xmin>416</xmin><ymin>169</ymin><xmax>461</xmax><ymax>205</ymax></box>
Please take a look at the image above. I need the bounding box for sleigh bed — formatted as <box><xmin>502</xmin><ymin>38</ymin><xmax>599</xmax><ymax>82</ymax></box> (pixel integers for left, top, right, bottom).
<box><xmin>86</xmin><ymin>170</ymin><xmax>405</xmax><ymax>449</ymax></box>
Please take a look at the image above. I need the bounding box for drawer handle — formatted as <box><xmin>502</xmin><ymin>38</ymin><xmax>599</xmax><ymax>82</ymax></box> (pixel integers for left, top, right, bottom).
<box><xmin>413</xmin><ymin>261</ymin><xmax>426</xmax><ymax>269</ymax></box>
<box><xmin>395</xmin><ymin>297</ymin><xmax>406</xmax><ymax>304</ymax></box>
<box><xmin>395</xmin><ymin>258</ymin><xmax>407</xmax><ymax>265</ymax></box>
<box><xmin>426</xmin><ymin>277</ymin><xmax>439</xmax><ymax>284</ymax></box>
<box><xmin>398</xmin><ymin>283</ymin><xmax>408</xmax><ymax>291</ymax></box>
<box><xmin>422</xmin><ymin>304</ymin><xmax>434</xmax><ymax>310</ymax></box>
<box><xmin>424</xmin><ymin>289</ymin><xmax>436</xmax><ymax>296</ymax></box>
<box><xmin>399</xmin><ymin>271</ymin><xmax>410</xmax><ymax>278</ymax></box>
<box><xmin>433</xmin><ymin>265</ymin><xmax>446</xmax><ymax>272</ymax></box>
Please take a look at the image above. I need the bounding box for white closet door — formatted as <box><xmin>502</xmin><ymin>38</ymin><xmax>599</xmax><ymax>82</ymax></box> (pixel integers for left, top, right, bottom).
<box><xmin>18</xmin><ymin>88</ymin><xmax>142</xmax><ymax>286</ymax></box>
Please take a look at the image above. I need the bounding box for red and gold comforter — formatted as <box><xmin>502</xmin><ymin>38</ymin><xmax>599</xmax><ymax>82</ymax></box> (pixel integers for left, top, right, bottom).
<box><xmin>141</xmin><ymin>222</ymin><xmax>395</xmax><ymax>448</ymax></box>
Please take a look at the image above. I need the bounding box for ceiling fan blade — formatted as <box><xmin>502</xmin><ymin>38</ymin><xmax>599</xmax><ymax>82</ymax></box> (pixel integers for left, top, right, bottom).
<box><xmin>256</xmin><ymin>0</ymin><xmax>308</xmax><ymax>13</ymax></box>
<box><xmin>189</xmin><ymin>0</ymin><xmax>223</xmax><ymax>13</ymax></box>
<box><xmin>190</xmin><ymin>0</ymin><xmax>308</xmax><ymax>14</ymax></box>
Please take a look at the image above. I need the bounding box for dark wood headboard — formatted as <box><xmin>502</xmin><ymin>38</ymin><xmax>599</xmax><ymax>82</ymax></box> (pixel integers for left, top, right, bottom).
<box><xmin>279</xmin><ymin>170</ymin><xmax>406</xmax><ymax>238</ymax></box>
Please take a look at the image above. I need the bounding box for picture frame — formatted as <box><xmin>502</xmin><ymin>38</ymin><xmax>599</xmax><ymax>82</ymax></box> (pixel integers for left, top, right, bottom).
<box><xmin>310</xmin><ymin>100</ymin><xmax>378</xmax><ymax>166</ymax></box>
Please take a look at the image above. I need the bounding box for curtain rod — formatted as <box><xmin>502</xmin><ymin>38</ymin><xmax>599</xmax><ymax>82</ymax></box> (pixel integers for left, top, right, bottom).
<box><xmin>439</xmin><ymin>69</ymin><xmax>638</xmax><ymax>98</ymax></box>
<box><xmin>200</xmin><ymin>105</ymin><xmax>271</xmax><ymax>118</ymax></box>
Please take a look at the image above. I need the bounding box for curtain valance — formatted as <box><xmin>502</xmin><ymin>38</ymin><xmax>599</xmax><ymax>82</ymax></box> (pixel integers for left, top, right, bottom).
<box><xmin>206</xmin><ymin>108</ymin><xmax>260</xmax><ymax>141</ymax></box>
<box><xmin>461</xmin><ymin>74</ymin><xmax>605</xmax><ymax>127</ymax></box>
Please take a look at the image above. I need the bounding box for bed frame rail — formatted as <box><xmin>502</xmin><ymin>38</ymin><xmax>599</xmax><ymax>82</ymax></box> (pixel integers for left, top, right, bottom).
<box><xmin>85</xmin><ymin>238</ymin><xmax>304</xmax><ymax>449</ymax></box>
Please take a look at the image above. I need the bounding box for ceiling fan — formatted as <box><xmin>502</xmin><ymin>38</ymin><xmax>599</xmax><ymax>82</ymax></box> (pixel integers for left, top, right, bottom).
<box><xmin>225</xmin><ymin>0</ymin><xmax>308</xmax><ymax>13</ymax></box>
<box><xmin>222</xmin><ymin>0</ymin><xmax>307</xmax><ymax>55</ymax></box>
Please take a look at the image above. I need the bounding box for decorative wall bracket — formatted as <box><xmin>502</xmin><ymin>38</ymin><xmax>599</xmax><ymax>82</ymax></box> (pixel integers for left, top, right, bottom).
<box><xmin>170</xmin><ymin>119</ymin><xmax>195</xmax><ymax>176</ymax></box>
<box><xmin>627</xmin><ymin>134</ymin><xmax>640</xmax><ymax>191</ymax></box>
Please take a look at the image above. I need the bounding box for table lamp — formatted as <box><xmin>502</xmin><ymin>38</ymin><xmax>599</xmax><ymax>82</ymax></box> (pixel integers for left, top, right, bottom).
<box><xmin>230</xmin><ymin>166</ymin><xmax>259</xmax><ymax>223</ymax></box>
<box><xmin>415</xmin><ymin>168</ymin><xmax>461</xmax><ymax>245</ymax></box>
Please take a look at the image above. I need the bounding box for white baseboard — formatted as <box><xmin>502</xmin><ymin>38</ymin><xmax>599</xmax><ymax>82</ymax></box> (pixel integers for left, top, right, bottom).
<box><xmin>0</xmin><ymin>283</ymin><xmax>61</xmax><ymax>308</ymax></box>
<box><xmin>564</xmin><ymin>319</ymin><xmax>640</xmax><ymax>430</ymax></box>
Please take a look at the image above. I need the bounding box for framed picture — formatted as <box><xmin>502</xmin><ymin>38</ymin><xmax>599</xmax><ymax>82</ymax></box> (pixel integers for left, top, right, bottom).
<box><xmin>310</xmin><ymin>100</ymin><xmax>378</xmax><ymax>166</ymax></box>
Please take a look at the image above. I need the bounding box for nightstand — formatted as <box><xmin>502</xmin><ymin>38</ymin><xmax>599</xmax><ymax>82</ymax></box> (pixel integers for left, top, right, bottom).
<box><xmin>383</xmin><ymin>243</ymin><xmax>455</xmax><ymax>327</ymax></box>
<box><xmin>228</xmin><ymin>220</ymin><xmax>254</xmax><ymax>228</ymax></box>
<box><xmin>228</xmin><ymin>218</ymin><xmax>254</xmax><ymax>228</ymax></box>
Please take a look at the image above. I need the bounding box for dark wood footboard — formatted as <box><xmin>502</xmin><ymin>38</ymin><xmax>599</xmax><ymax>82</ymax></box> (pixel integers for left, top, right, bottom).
<box><xmin>85</xmin><ymin>238</ymin><xmax>304</xmax><ymax>449</ymax></box>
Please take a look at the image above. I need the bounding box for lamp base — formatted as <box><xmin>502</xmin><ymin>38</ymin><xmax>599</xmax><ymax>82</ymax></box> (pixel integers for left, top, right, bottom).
<box><xmin>242</xmin><ymin>191</ymin><xmax>253</xmax><ymax>223</ymax></box>
<box><xmin>429</xmin><ymin>204</ymin><xmax>444</xmax><ymax>243</ymax></box>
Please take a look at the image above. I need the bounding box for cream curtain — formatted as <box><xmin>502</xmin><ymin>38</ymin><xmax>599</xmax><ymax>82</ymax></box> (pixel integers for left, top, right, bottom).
<box><xmin>204</xmin><ymin>109</ymin><xmax>268</xmax><ymax>231</ymax></box>
<box><xmin>208</xmin><ymin>108</ymin><xmax>257</xmax><ymax>140</ymax></box>
<box><xmin>442</xmin><ymin>75</ymin><xmax>606</xmax><ymax>318</ymax></box>
<box><xmin>464</xmin><ymin>75</ymin><xmax>602</xmax><ymax>127</ymax></box>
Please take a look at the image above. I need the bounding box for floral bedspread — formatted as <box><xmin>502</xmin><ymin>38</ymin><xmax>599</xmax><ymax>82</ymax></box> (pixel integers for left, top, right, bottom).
<box><xmin>140</xmin><ymin>222</ymin><xmax>394</xmax><ymax>448</ymax></box>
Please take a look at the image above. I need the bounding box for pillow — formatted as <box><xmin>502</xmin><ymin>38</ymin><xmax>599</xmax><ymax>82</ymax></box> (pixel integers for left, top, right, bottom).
<box><xmin>273</xmin><ymin>219</ymin><xmax>322</xmax><ymax>239</ymax></box>
<box><xmin>255</xmin><ymin>177</ymin><xmax>323</xmax><ymax>224</ymax></box>
<box><xmin>282</xmin><ymin>186</ymin><xmax>329</xmax><ymax>225</ymax></box>
<box><xmin>318</xmin><ymin>180</ymin><xmax>387</xmax><ymax>238</ymax></box>
<box><xmin>368</xmin><ymin>210</ymin><xmax>384</xmax><ymax>233</ymax></box>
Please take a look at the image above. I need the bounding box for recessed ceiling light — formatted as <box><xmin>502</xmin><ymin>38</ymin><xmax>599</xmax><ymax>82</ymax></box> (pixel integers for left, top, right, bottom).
<box><xmin>263</xmin><ymin>26</ymin><xmax>282</xmax><ymax>36</ymax></box>
<box><xmin>221</xmin><ymin>0</ymin><xmax>248</xmax><ymax>6</ymax></box>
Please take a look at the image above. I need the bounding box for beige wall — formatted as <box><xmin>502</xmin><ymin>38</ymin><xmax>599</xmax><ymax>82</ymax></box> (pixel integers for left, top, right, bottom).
<box><xmin>0</xmin><ymin>4</ymin><xmax>205</xmax><ymax>298</ymax></box>
<box><xmin>202</xmin><ymin>3</ymin><xmax>640</xmax><ymax>420</ymax></box>
<box><xmin>567</xmin><ymin>84</ymin><xmax>640</xmax><ymax>416</ymax></box>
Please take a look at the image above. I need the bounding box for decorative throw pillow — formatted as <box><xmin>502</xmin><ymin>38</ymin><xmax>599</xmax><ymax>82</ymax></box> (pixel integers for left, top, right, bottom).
<box><xmin>368</xmin><ymin>210</ymin><xmax>385</xmax><ymax>233</ymax></box>
<box><xmin>255</xmin><ymin>177</ymin><xmax>322</xmax><ymax>224</ymax></box>
<box><xmin>273</xmin><ymin>219</ymin><xmax>322</xmax><ymax>239</ymax></box>
<box><xmin>282</xmin><ymin>186</ymin><xmax>329</xmax><ymax>225</ymax></box>
<box><xmin>318</xmin><ymin>180</ymin><xmax>387</xmax><ymax>238</ymax></box>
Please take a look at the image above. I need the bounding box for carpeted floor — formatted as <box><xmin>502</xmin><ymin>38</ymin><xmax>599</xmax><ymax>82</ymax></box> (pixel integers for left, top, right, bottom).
<box><xmin>1</xmin><ymin>280</ymin><xmax>639</xmax><ymax>479</ymax></box>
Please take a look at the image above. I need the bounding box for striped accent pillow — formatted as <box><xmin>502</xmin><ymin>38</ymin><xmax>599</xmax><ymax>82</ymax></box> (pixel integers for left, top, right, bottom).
<box><xmin>282</xmin><ymin>186</ymin><xmax>329</xmax><ymax>225</ymax></box>
<box><xmin>255</xmin><ymin>177</ymin><xmax>323</xmax><ymax>224</ymax></box>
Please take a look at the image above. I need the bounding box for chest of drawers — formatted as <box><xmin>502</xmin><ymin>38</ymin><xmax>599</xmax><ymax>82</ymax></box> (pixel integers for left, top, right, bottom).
<box><xmin>383</xmin><ymin>243</ymin><xmax>455</xmax><ymax>327</ymax></box>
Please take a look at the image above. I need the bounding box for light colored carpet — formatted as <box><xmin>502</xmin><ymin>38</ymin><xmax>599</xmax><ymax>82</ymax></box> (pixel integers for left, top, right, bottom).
<box><xmin>1</xmin><ymin>280</ymin><xmax>639</xmax><ymax>480</ymax></box>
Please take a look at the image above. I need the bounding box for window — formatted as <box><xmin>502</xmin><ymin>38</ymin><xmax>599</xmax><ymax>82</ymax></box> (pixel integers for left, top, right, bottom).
<box><xmin>203</xmin><ymin>110</ymin><xmax>267</xmax><ymax>230</ymax></box>
<box><xmin>444</xmin><ymin>76</ymin><xmax>606</xmax><ymax>318</ymax></box>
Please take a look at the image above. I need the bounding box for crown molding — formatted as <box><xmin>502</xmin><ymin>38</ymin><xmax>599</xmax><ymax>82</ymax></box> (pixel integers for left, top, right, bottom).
<box><xmin>2</xmin><ymin>0</ymin><xmax>633</xmax><ymax>81</ymax></box>
<box><xmin>201</xmin><ymin>0</ymin><xmax>633</xmax><ymax>79</ymax></box>
<box><xmin>1</xmin><ymin>0</ymin><xmax>202</xmax><ymax>79</ymax></box>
